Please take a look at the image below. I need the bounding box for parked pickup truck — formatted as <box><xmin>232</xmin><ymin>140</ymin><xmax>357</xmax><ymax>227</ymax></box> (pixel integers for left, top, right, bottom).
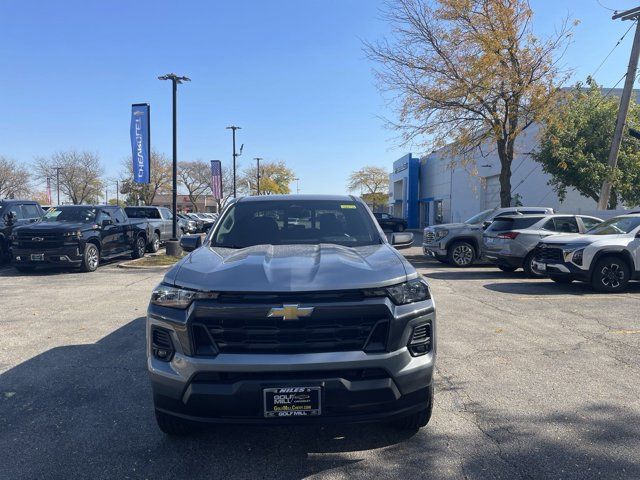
<box><xmin>0</xmin><ymin>199</ymin><xmax>45</xmax><ymax>263</ymax></box>
<box><xmin>532</xmin><ymin>213</ymin><xmax>640</xmax><ymax>292</ymax></box>
<box><xmin>12</xmin><ymin>205</ymin><xmax>149</xmax><ymax>272</ymax></box>
<box><xmin>422</xmin><ymin>206</ymin><xmax>554</xmax><ymax>267</ymax></box>
<box><xmin>147</xmin><ymin>195</ymin><xmax>435</xmax><ymax>435</ymax></box>
<box><xmin>124</xmin><ymin>206</ymin><xmax>178</xmax><ymax>252</ymax></box>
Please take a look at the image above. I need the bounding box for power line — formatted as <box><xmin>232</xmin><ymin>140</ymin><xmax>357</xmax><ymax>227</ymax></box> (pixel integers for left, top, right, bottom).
<box><xmin>590</xmin><ymin>19</ymin><xmax>637</xmax><ymax>78</ymax></box>
<box><xmin>595</xmin><ymin>0</ymin><xmax>619</xmax><ymax>12</ymax></box>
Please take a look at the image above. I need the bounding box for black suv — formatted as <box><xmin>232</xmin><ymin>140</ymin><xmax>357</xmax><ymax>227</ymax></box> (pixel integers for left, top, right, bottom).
<box><xmin>0</xmin><ymin>200</ymin><xmax>44</xmax><ymax>263</ymax></box>
<box><xmin>373</xmin><ymin>212</ymin><xmax>408</xmax><ymax>232</ymax></box>
<box><xmin>12</xmin><ymin>205</ymin><xmax>148</xmax><ymax>272</ymax></box>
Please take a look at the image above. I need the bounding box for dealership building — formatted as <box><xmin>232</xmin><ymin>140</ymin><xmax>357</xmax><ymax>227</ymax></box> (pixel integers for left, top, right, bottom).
<box><xmin>388</xmin><ymin>124</ymin><xmax>599</xmax><ymax>229</ymax></box>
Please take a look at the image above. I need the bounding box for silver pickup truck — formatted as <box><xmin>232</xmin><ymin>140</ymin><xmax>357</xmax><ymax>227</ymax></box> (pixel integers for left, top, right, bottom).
<box><xmin>124</xmin><ymin>206</ymin><xmax>177</xmax><ymax>253</ymax></box>
<box><xmin>422</xmin><ymin>206</ymin><xmax>554</xmax><ymax>266</ymax></box>
<box><xmin>146</xmin><ymin>195</ymin><xmax>436</xmax><ymax>434</ymax></box>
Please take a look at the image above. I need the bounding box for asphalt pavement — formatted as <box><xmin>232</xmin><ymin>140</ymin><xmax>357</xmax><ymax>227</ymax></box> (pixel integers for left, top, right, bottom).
<box><xmin>0</xmin><ymin>248</ymin><xmax>639</xmax><ymax>480</ymax></box>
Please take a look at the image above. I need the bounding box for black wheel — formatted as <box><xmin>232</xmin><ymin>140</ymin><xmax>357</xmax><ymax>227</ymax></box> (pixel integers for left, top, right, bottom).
<box><xmin>434</xmin><ymin>254</ymin><xmax>449</xmax><ymax>264</ymax></box>
<box><xmin>591</xmin><ymin>255</ymin><xmax>630</xmax><ymax>293</ymax></box>
<box><xmin>395</xmin><ymin>224</ymin><xmax>405</xmax><ymax>232</ymax></box>
<box><xmin>523</xmin><ymin>251</ymin><xmax>544</xmax><ymax>278</ymax></box>
<box><xmin>155</xmin><ymin>410</ymin><xmax>198</xmax><ymax>436</ymax></box>
<box><xmin>498</xmin><ymin>265</ymin><xmax>518</xmax><ymax>273</ymax></box>
<box><xmin>15</xmin><ymin>265</ymin><xmax>36</xmax><ymax>273</ymax></box>
<box><xmin>447</xmin><ymin>241</ymin><xmax>475</xmax><ymax>267</ymax></box>
<box><xmin>131</xmin><ymin>235</ymin><xmax>146</xmax><ymax>259</ymax></box>
<box><xmin>550</xmin><ymin>276</ymin><xmax>573</xmax><ymax>284</ymax></box>
<box><xmin>393</xmin><ymin>384</ymin><xmax>433</xmax><ymax>431</ymax></box>
<box><xmin>80</xmin><ymin>243</ymin><xmax>100</xmax><ymax>272</ymax></box>
<box><xmin>148</xmin><ymin>233</ymin><xmax>160</xmax><ymax>253</ymax></box>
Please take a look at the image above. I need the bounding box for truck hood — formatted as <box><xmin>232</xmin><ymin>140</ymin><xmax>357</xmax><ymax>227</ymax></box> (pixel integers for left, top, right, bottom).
<box><xmin>167</xmin><ymin>243</ymin><xmax>411</xmax><ymax>292</ymax></box>
<box><xmin>425</xmin><ymin>222</ymin><xmax>478</xmax><ymax>232</ymax></box>
<box><xmin>13</xmin><ymin>222</ymin><xmax>88</xmax><ymax>233</ymax></box>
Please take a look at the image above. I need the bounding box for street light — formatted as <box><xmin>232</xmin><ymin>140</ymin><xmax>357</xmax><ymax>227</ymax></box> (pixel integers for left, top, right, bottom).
<box><xmin>254</xmin><ymin>157</ymin><xmax>262</xmax><ymax>195</ymax></box>
<box><xmin>226</xmin><ymin>126</ymin><xmax>242</xmax><ymax>197</ymax></box>
<box><xmin>294</xmin><ymin>177</ymin><xmax>300</xmax><ymax>194</ymax></box>
<box><xmin>158</xmin><ymin>73</ymin><xmax>190</xmax><ymax>248</ymax></box>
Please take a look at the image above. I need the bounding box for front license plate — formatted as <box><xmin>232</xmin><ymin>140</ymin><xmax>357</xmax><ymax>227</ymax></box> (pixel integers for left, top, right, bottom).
<box><xmin>30</xmin><ymin>254</ymin><xmax>44</xmax><ymax>261</ymax></box>
<box><xmin>263</xmin><ymin>386</ymin><xmax>321</xmax><ymax>418</ymax></box>
<box><xmin>533</xmin><ymin>261</ymin><xmax>546</xmax><ymax>271</ymax></box>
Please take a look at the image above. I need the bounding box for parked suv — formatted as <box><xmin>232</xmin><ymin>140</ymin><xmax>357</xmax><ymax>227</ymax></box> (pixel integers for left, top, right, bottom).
<box><xmin>373</xmin><ymin>212</ymin><xmax>407</xmax><ymax>232</ymax></box>
<box><xmin>532</xmin><ymin>214</ymin><xmax>640</xmax><ymax>292</ymax></box>
<box><xmin>0</xmin><ymin>199</ymin><xmax>44</xmax><ymax>263</ymax></box>
<box><xmin>483</xmin><ymin>214</ymin><xmax>602</xmax><ymax>276</ymax></box>
<box><xmin>147</xmin><ymin>195</ymin><xmax>435</xmax><ymax>434</ymax></box>
<box><xmin>422</xmin><ymin>206</ymin><xmax>554</xmax><ymax>267</ymax></box>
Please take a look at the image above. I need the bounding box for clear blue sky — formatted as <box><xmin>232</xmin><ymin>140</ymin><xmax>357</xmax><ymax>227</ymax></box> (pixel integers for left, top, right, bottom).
<box><xmin>1</xmin><ymin>0</ymin><xmax>638</xmax><ymax>195</ymax></box>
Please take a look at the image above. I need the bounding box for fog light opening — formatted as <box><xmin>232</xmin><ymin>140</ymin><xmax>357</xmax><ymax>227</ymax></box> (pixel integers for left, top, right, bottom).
<box><xmin>408</xmin><ymin>323</ymin><xmax>432</xmax><ymax>357</ymax></box>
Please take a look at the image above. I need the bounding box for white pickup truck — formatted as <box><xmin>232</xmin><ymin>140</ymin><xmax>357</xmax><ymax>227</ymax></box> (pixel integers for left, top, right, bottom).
<box><xmin>532</xmin><ymin>214</ymin><xmax>640</xmax><ymax>292</ymax></box>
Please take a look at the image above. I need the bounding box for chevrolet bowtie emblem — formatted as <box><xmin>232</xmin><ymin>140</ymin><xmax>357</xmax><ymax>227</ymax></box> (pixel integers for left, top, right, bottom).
<box><xmin>268</xmin><ymin>304</ymin><xmax>314</xmax><ymax>321</ymax></box>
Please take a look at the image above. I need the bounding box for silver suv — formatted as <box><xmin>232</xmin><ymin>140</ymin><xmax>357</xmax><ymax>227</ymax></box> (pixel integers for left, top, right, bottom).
<box><xmin>532</xmin><ymin>214</ymin><xmax>640</xmax><ymax>292</ymax></box>
<box><xmin>483</xmin><ymin>214</ymin><xmax>602</xmax><ymax>276</ymax></box>
<box><xmin>146</xmin><ymin>195</ymin><xmax>436</xmax><ymax>434</ymax></box>
<box><xmin>423</xmin><ymin>206</ymin><xmax>554</xmax><ymax>267</ymax></box>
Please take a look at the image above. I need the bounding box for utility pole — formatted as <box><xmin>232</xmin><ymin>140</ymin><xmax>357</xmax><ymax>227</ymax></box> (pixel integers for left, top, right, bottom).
<box><xmin>598</xmin><ymin>6</ymin><xmax>640</xmax><ymax>210</ymax></box>
<box><xmin>105</xmin><ymin>187</ymin><xmax>108</xmax><ymax>205</ymax></box>
<box><xmin>254</xmin><ymin>157</ymin><xmax>262</xmax><ymax>195</ymax></box>
<box><xmin>116</xmin><ymin>180</ymin><xmax>119</xmax><ymax>205</ymax></box>
<box><xmin>54</xmin><ymin>167</ymin><xmax>63</xmax><ymax>205</ymax></box>
<box><xmin>159</xmin><ymin>73</ymin><xmax>190</xmax><ymax>244</ymax></box>
<box><xmin>226</xmin><ymin>126</ymin><xmax>241</xmax><ymax>197</ymax></box>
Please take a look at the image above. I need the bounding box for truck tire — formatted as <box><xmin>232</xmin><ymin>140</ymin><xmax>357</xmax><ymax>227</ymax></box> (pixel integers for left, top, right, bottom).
<box><xmin>591</xmin><ymin>255</ymin><xmax>630</xmax><ymax>293</ymax></box>
<box><xmin>131</xmin><ymin>235</ymin><xmax>146</xmax><ymax>259</ymax></box>
<box><xmin>148</xmin><ymin>233</ymin><xmax>160</xmax><ymax>253</ymax></box>
<box><xmin>523</xmin><ymin>251</ymin><xmax>543</xmax><ymax>278</ymax></box>
<box><xmin>155</xmin><ymin>410</ymin><xmax>198</xmax><ymax>436</ymax></box>
<box><xmin>447</xmin><ymin>241</ymin><xmax>475</xmax><ymax>267</ymax></box>
<box><xmin>393</xmin><ymin>384</ymin><xmax>433</xmax><ymax>431</ymax></box>
<box><xmin>80</xmin><ymin>243</ymin><xmax>100</xmax><ymax>272</ymax></box>
<box><xmin>395</xmin><ymin>224</ymin><xmax>405</xmax><ymax>232</ymax></box>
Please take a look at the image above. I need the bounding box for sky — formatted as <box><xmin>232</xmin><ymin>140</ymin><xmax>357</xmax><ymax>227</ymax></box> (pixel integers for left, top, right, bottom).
<box><xmin>1</xmin><ymin>0</ymin><xmax>640</xmax><ymax>197</ymax></box>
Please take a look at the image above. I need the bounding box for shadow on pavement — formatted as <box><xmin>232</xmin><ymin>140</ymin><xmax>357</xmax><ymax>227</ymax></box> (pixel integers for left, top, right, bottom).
<box><xmin>1</xmin><ymin>318</ymin><xmax>639</xmax><ymax>479</ymax></box>
<box><xmin>484</xmin><ymin>279</ymin><xmax>640</xmax><ymax>296</ymax></box>
<box><xmin>425</xmin><ymin>269</ymin><xmax>525</xmax><ymax>281</ymax></box>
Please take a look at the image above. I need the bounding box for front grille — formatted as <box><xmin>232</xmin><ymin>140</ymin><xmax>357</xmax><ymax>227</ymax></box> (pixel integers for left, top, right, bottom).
<box><xmin>191</xmin><ymin>368</ymin><xmax>390</xmax><ymax>384</ymax></box>
<box><xmin>15</xmin><ymin>231</ymin><xmax>64</xmax><ymax>249</ymax></box>
<box><xmin>534</xmin><ymin>245</ymin><xmax>563</xmax><ymax>263</ymax></box>
<box><xmin>424</xmin><ymin>231</ymin><xmax>435</xmax><ymax>244</ymax></box>
<box><xmin>192</xmin><ymin>303</ymin><xmax>389</xmax><ymax>354</ymax></box>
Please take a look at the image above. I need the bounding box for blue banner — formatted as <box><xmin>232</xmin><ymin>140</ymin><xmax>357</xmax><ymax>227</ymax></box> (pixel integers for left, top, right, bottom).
<box><xmin>130</xmin><ymin>103</ymin><xmax>150</xmax><ymax>183</ymax></box>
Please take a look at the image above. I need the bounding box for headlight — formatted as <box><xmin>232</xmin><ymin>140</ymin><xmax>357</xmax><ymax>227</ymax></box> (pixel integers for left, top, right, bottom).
<box><xmin>150</xmin><ymin>283</ymin><xmax>218</xmax><ymax>309</ymax></box>
<box><xmin>572</xmin><ymin>249</ymin><xmax>584</xmax><ymax>266</ymax></box>
<box><xmin>63</xmin><ymin>230</ymin><xmax>82</xmax><ymax>238</ymax></box>
<box><xmin>385</xmin><ymin>278</ymin><xmax>431</xmax><ymax>305</ymax></box>
<box><xmin>562</xmin><ymin>243</ymin><xmax>590</xmax><ymax>263</ymax></box>
<box><xmin>434</xmin><ymin>229</ymin><xmax>449</xmax><ymax>240</ymax></box>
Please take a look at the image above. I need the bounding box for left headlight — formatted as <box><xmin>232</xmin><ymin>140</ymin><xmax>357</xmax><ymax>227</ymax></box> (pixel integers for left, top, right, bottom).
<box><xmin>63</xmin><ymin>230</ymin><xmax>82</xmax><ymax>238</ymax></box>
<box><xmin>434</xmin><ymin>229</ymin><xmax>449</xmax><ymax>240</ymax></box>
<box><xmin>150</xmin><ymin>283</ymin><xmax>218</xmax><ymax>309</ymax></box>
<box><xmin>385</xmin><ymin>278</ymin><xmax>431</xmax><ymax>305</ymax></box>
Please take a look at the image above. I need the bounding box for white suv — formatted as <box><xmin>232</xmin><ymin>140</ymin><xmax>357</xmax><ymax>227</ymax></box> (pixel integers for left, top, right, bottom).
<box><xmin>532</xmin><ymin>214</ymin><xmax>640</xmax><ymax>292</ymax></box>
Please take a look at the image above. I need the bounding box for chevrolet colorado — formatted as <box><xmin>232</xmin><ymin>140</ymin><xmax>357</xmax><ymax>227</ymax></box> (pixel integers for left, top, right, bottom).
<box><xmin>147</xmin><ymin>195</ymin><xmax>435</xmax><ymax>434</ymax></box>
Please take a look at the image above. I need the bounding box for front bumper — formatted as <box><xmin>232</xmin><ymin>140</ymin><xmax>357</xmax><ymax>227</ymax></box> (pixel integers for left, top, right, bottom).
<box><xmin>485</xmin><ymin>252</ymin><xmax>523</xmax><ymax>268</ymax></box>
<box><xmin>531</xmin><ymin>260</ymin><xmax>589</xmax><ymax>281</ymax></box>
<box><xmin>147</xmin><ymin>299</ymin><xmax>436</xmax><ymax>424</ymax></box>
<box><xmin>13</xmin><ymin>244</ymin><xmax>83</xmax><ymax>266</ymax></box>
<box><xmin>422</xmin><ymin>244</ymin><xmax>447</xmax><ymax>257</ymax></box>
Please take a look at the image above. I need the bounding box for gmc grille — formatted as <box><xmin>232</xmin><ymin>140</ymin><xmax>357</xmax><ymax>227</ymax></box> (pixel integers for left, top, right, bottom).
<box><xmin>191</xmin><ymin>303</ymin><xmax>390</xmax><ymax>354</ymax></box>
<box><xmin>424</xmin><ymin>231</ymin><xmax>436</xmax><ymax>244</ymax></box>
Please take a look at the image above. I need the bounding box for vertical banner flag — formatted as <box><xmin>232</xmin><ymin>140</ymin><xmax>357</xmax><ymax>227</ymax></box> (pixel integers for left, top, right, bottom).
<box><xmin>130</xmin><ymin>103</ymin><xmax>151</xmax><ymax>183</ymax></box>
<box><xmin>211</xmin><ymin>160</ymin><xmax>222</xmax><ymax>199</ymax></box>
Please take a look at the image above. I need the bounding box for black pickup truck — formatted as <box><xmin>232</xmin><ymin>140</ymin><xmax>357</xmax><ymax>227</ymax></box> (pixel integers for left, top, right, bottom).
<box><xmin>0</xmin><ymin>199</ymin><xmax>45</xmax><ymax>263</ymax></box>
<box><xmin>11</xmin><ymin>205</ymin><xmax>149</xmax><ymax>272</ymax></box>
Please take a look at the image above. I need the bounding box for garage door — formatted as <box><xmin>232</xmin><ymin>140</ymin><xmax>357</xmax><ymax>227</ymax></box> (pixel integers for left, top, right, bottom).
<box><xmin>483</xmin><ymin>175</ymin><xmax>501</xmax><ymax>210</ymax></box>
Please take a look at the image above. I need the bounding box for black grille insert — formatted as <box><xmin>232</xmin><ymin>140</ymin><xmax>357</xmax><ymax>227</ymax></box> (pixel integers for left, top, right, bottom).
<box><xmin>533</xmin><ymin>245</ymin><xmax>563</xmax><ymax>263</ymax></box>
<box><xmin>191</xmin><ymin>368</ymin><xmax>390</xmax><ymax>384</ymax></box>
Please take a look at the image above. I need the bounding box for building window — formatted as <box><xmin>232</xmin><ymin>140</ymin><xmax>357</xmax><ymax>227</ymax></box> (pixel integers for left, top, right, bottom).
<box><xmin>434</xmin><ymin>200</ymin><xmax>443</xmax><ymax>224</ymax></box>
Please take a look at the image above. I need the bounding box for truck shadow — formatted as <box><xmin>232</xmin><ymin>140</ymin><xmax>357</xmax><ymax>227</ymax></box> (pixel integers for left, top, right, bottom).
<box><xmin>484</xmin><ymin>280</ymin><xmax>640</xmax><ymax>296</ymax></box>
<box><xmin>1</xmin><ymin>318</ymin><xmax>639</xmax><ymax>479</ymax></box>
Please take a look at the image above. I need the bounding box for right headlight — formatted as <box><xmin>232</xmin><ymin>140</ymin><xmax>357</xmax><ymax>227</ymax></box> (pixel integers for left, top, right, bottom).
<box><xmin>150</xmin><ymin>283</ymin><xmax>217</xmax><ymax>309</ymax></box>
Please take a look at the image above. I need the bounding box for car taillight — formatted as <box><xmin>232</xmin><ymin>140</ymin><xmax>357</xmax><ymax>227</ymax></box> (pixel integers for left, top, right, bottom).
<box><xmin>497</xmin><ymin>231</ymin><xmax>519</xmax><ymax>239</ymax></box>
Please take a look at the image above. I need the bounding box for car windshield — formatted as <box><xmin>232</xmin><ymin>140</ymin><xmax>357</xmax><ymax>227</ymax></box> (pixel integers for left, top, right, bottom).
<box><xmin>465</xmin><ymin>209</ymin><xmax>493</xmax><ymax>224</ymax></box>
<box><xmin>210</xmin><ymin>200</ymin><xmax>381</xmax><ymax>248</ymax></box>
<box><xmin>42</xmin><ymin>206</ymin><xmax>97</xmax><ymax>223</ymax></box>
<box><xmin>585</xmin><ymin>216</ymin><xmax>640</xmax><ymax>235</ymax></box>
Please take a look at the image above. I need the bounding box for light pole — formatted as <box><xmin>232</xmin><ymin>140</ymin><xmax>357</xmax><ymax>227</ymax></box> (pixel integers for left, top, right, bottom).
<box><xmin>294</xmin><ymin>177</ymin><xmax>300</xmax><ymax>194</ymax></box>
<box><xmin>226</xmin><ymin>126</ymin><xmax>241</xmax><ymax>197</ymax></box>
<box><xmin>116</xmin><ymin>180</ymin><xmax>119</xmax><ymax>205</ymax></box>
<box><xmin>55</xmin><ymin>167</ymin><xmax>62</xmax><ymax>205</ymax></box>
<box><xmin>254</xmin><ymin>157</ymin><xmax>262</xmax><ymax>195</ymax></box>
<box><xmin>158</xmin><ymin>73</ymin><xmax>190</xmax><ymax>245</ymax></box>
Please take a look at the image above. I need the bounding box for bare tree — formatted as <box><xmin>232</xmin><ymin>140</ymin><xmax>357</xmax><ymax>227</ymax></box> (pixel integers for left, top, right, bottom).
<box><xmin>0</xmin><ymin>156</ymin><xmax>31</xmax><ymax>199</ymax></box>
<box><xmin>119</xmin><ymin>149</ymin><xmax>172</xmax><ymax>205</ymax></box>
<box><xmin>178</xmin><ymin>160</ymin><xmax>212</xmax><ymax>212</ymax></box>
<box><xmin>34</xmin><ymin>151</ymin><xmax>104</xmax><ymax>204</ymax></box>
<box><xmin>366</xmin><ymin>0</ymin><xmax>575</xmax><ymax>206</ymax></box>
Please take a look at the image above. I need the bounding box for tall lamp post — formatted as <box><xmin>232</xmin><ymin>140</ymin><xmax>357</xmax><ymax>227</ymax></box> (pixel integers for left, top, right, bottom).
<box><xmin>226</xmin><ymin>125</ymin><xmax>242</xmax><ymax>197</ymax></box>
<box><xmin>254</xmin><ymin>157</ymin><xmax>262</xmax><ymax>195</ymax></box>
<box><xmin>158</xmin><ymin>73</ymin><xmax>190</xmax><ymax>249</ymax></box>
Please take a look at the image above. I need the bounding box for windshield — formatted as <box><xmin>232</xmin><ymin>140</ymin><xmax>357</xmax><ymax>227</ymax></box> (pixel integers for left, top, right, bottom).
<box><xmin>42</xmin><ymin>206</ymin><xmax>96</xmax><ymax>223</ymax></box>
<box><xmin>465</xmin><ymin>209</ymin><xmax>493</xmax><ymax>224</ymax></box>
<box><xmin>210</xmin><ymin>200</ymin><xmax>381</xmax><ymax>248</ymax></box>
<box><xmin>585</xmin><ymin>216</ymin><xmax>640</xmax><ymax>235</ymax></box>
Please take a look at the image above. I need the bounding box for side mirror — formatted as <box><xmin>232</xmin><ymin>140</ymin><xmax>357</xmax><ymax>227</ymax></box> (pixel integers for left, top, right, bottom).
<box><xmin>391</xmin><ymin>232</ymin><xmax>414</xmax><ymax>249</ymax></box>
<box><xmin>482</xmin><ymin>220</ymin><xmax>491</xmax><ymax>230</ymax></box>
<box><xmin>180</xmin><ymin>234</ymin><xmax>202</xmax><ymax>252</ymax></box>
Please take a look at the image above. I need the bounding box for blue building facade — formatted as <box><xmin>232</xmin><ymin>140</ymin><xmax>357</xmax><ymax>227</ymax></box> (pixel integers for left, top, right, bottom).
<box><xmin>388</xmin><ymin>153</ymin><xmax>420</xmax><ymax>229</ymax></box>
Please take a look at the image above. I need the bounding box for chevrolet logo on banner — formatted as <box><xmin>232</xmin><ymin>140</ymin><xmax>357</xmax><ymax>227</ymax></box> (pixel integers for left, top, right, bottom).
<box><xmin>268</xmin><ymin>304</ymin><xmax>314</xmax><ymax>321</ymax></box>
